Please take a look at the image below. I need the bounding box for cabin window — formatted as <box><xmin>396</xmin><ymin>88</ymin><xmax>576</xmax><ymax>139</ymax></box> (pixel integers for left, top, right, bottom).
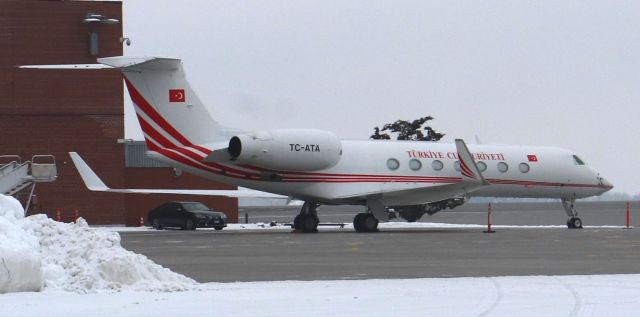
<box><xmin>387</xmin><ymin>158</ymin><xmax>400</xmax><ymax>170</ymax></box>
<box><xmin>573</xmin><ymin>155</ymin><xmax>585</xmax><ymax>165</ymax></box>
<box><xmin>497</xmin><ymin>162</ymin><xmax>509</xmax><ymax>173</ymax></box>
<box><xmin>519</xmin><ymin>162</ymin><xmax>530</xmax><ymax>173</ymax></box>
<box><xmin>477</xmin><ymin>161</ymin><xmax>487</xmax><ymax>172</ymax></box>
<box><xmin>409</xmin><ymin>159</ymin><xmax>422</xmax><ymax>171</ymax></box>
<box><xmin>454</xmin><ymin>161</ymin><xmax>460</xmax><ymax>171</ymax></box>
<box><xmin>432</xmin><ymin>160</ymin><xmax>444</xmax><ymax>171</ymax></box>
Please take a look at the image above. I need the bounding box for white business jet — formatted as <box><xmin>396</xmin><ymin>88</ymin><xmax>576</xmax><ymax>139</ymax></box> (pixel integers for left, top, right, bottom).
<box><xmin>68</xmin><ymin>56</ymin><xmax>613</xmax><ymax>232</ymax></box>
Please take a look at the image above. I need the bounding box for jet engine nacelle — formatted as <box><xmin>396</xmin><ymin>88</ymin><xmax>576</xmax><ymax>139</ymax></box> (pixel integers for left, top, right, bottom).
<box><xmin>228</xmin><ymin>129</ymin><xmax>342</xmax><ymax>172</ymax></box>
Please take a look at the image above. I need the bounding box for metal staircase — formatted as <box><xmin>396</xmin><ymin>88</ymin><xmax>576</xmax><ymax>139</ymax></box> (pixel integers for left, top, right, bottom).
<box><xmin>0</xmin><ymin>155</ymin><xmax>57</xmax><ymax>211</ymax></box>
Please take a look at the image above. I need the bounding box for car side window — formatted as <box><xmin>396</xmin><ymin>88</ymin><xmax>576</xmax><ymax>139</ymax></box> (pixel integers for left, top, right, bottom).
<box><xmin>168</xmin><ymin>203</ymin><xmax>180</xmax><ymax>214</ymax></box>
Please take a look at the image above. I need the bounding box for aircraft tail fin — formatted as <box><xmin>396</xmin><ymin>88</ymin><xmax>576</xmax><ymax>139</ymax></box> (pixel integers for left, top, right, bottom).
<box><xmin>98</xmin><ymin>56</ymin><xmax>224</xmax><ymax>151</ymax></box>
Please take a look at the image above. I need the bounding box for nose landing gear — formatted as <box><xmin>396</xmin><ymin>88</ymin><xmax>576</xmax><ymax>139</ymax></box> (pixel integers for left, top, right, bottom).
<box><xmin>561</xmin><ymin>198</ymin><xmax>583</xmax><ymax>229</ymax></box>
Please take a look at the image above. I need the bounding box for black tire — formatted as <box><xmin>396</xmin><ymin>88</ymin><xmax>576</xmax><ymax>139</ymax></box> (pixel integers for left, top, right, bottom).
<box><xmin>566</xmin><ymin>219</ymin><xmax>573</xmax><ymax>228</ymax></box>
<box><xmin>213</xmin><ymin>226</ymin><xmax>224</xmax><ymax>231</ymax></box>
<box><xmin>353</xmin><ymin>213</ymin><xmax>366</xmax><ymax>232</ymax></box>
<box><xmin>293</xmin><ymin>214</ymin><xmax>302</xmax><ymax>230</ymax></box>
<box><xmin>152</xmin><ymin>218</ymin><xmax>163</xmax><ymax>230</ymax></box>
<box><xmin>570</xmin><ymin>217</ymin><xmax>583</xmax><ymax>229</ymax></box>
<box><xmin>362</xmin><ymin>214</ymin><xmax>379</xmax><ymax>232</ymax></box>
<box><xmin>184</xmin><ymin>218</ymin><xmax>196</xmax><ymax>230</ymax></box>
<box><xmin>300</xmin><ymin>214</ymin><xmax>319</xmax><ymax>233</ymax></box>
<box><xmin>353</xmin><ymin>213</ymin><xmax>379</xmax><ymax>233</ymax></box>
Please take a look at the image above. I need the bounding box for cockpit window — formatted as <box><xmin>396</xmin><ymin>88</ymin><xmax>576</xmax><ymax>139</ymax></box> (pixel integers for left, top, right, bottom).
<box><xmin>572</xmin><ymin>155</ymin><xmax>585</xmax><ymax>165</ymax></box>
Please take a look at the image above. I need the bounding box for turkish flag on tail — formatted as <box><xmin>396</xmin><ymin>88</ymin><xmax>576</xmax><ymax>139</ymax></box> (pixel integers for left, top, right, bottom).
<box><xmin>527</xmin><ymin>155</ymin><xmax>538</xmax><ymax>162</ymax></box>
<box><xmin>169</xmin><ymin>89</ymin><xmax>185</xmax><ymax>102</ymax></box>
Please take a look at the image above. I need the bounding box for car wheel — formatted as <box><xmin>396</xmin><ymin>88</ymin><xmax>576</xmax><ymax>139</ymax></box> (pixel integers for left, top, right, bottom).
<box><xmin>213</xmin><ymin>226</ymin><xmax>224</xmax><ymax>231</ymax></box>
<box><xmin>152</xmin><ymin>219</ymin><xmax>162</xmax><ymax>230</ymax></box>
<box><xmin>184</xmin><ymin>218</ymin><xmax>196</xmax><ymax>230</ymax></box>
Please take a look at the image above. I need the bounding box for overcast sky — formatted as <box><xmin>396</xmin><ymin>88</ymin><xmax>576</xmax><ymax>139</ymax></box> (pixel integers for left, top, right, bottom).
<box><xmin>122</xmin><ymin>1</ymin><xmax>639</xmax><ymax>194</ymax></box>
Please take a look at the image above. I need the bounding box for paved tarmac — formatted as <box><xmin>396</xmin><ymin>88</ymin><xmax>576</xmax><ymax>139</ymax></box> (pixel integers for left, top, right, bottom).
<box><xmin>239</xmin><ymin>201</ymin><xmax>636</xmax><ymax>226</ymax></box>
<box><xmin>120</xmin><ymin>202</ymin><xmax>640</xmax><ymax>283</ymax></box>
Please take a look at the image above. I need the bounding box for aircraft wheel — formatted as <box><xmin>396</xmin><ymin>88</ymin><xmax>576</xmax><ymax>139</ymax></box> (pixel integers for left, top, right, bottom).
<box><xmin>568</xmin><ymin>217</ymin><xmax>583</xmax><ymax>229</ymax></box>
<box><xmin>362</xmin><ymin>214</ymin><xmax>379</xmax><ymax>232</ymax></box>
<box><xmin>299</xmin><ymin>214</ymin><xmax>318</xmax><ymax>233</ymax></box>
<box><xmin>353</xmin><ymin>213</ymin><xmax>378</xmax><ymax>233</ymax></box>
<box><xmin>353</xmin><ymin>213</ymin><xmax>365</xmax><ymax>232</ymax></box>
<box><xmin>293</xmin><ymin>214</ymin><xmax>302</xmax><ymax>230</ymax></box>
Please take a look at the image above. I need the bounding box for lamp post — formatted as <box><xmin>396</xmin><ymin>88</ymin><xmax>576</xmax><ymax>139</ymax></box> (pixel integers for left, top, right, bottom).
<box><xmin>82</xmin><ymin>13</ymin><xmax>120</xmax><ymax>56</ymax></box>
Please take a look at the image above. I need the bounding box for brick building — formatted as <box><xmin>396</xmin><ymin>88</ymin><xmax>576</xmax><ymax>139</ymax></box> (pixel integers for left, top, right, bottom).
<box><xmin>0</xmin><ymin>0</ymin><xmax>238</xmax><ymax>225</ymax></box>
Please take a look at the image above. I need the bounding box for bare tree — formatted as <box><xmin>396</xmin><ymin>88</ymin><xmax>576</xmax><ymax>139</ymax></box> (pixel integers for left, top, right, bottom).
<box><xmin>370</xmin><ymin>116</ymin><xmax>463</xmax><ymax>222</ymax></box>
<box><xmin>370</xmin><ymin>116</ymin><xmax>444</xmax><ymax>141</ymax></box>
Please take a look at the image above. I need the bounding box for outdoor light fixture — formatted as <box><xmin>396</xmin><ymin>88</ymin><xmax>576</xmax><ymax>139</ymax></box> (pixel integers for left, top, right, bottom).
<box><xmin>119</xmin><ymin>37</ymin><xmax>131</xmax><ymax>46</ymax></box>
<box><xmin>82</xmin><ymin>12</ymin><xmax>120</xmax><ymax>56</ymax></box>
<box><xmin>82</xmin><ymin>13</ymin><xmax>119</xmax><ymax>24</ymax></box>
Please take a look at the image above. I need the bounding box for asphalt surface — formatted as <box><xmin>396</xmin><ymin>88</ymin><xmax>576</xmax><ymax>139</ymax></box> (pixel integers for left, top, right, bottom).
<box><xmin>239</xmin><ymin>201</ymin><xmax>635</xmax><ymax>226</ymax></box>
<box><xmin>120</xmin><ymin>201</ymin><xmax>640</xmax><ymax>283</ymax></box>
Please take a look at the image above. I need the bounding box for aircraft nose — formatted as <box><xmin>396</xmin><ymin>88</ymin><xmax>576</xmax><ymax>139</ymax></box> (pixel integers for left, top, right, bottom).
<box><xmin>599</xmin><ymin>177</ymin><xmax>614</xmax><ymax>191</ymax></box>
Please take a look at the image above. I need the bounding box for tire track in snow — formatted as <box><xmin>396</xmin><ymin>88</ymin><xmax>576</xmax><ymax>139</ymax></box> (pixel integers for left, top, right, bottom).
<box><xmin>554</xmin><ymin>276</ymin><xmax>582</xmax><ymax>317</ymax></box>
<box><xmin>477</xmin><ymin>277</ymin><xmax>503</xmax><ymax>317</ymax></box>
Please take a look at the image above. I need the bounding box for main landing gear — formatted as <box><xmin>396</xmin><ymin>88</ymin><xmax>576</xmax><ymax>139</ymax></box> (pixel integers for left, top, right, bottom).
<box><xmin>293</xmin><ymin>202</ymin><xmax>319</xmax><ymax>233</ymax></box>
<box><xmin>293</xmin><ymin>200</ymin><xmax>384</xmax><ymax>233</ymax></box>
<box><xmin>561</xmin><ymin>198</ymin><xmax>583</xmax><ymax>229</ymax></box>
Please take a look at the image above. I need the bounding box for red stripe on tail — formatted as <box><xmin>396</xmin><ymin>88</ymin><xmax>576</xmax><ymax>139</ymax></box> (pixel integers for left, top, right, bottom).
<box><xmin>124</xmin><ymin>77</ymin><xmax>193</xmax><ymax>147</ymax></box>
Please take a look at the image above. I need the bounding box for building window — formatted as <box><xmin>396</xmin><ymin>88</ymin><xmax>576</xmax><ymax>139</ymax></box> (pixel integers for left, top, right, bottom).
<box><xmin>497</xmin><ymin>162</ymin><xmax>509</xmax><ymax>173</ymax></box>
<box><xmin>477</xmin><ymin>161</ymin><xmax>487</xmax><ymax>172</ymax></box>
<box><xmin>387</xmin><ymin>158</ymin><xmax>400</xmax><ymax>170</ymax></box>
<box><xmin>409</xmin><ymin>159</ymin><xmax>422</xmax><ymax>171</ymax></box>
<box><xmin>519</xmin><ymin>162</ymin><xmax>530</xmax><ymax>173</ymax></box>
<box><xmin>454</xmin><ymin>161</ymin><xmax>460</xmax><ymax>171</ymax></box>
<box><xmin>432</xmin><ymin>160</ymin><xmax>444</xmax><ymax>171</ymax></box>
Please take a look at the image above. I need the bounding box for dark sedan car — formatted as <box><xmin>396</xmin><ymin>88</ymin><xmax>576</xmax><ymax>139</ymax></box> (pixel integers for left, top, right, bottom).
<box><xmin>148</xmin><ymin>201</ymin><xmax>227</xmax><ymax>230</ymax></box>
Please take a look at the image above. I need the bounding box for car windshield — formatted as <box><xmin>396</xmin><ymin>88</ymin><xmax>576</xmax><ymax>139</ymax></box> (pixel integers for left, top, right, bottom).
<box><xmin>181</xmin><ymin>202</ymin><xmax>210</xmax><ymax>212</ymax></box>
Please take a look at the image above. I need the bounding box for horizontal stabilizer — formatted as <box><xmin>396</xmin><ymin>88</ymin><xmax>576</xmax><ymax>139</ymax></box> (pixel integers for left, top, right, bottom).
<box><xmin>19</xmin><ymin>64</ymin><xmax>113</xmax><ymax>69</ymax></box>
<box><xmin>69</xmin><ymin>152</ymin><xmax>286</xmax><ymax>198</ymax></box>
<box><xmin>98</xmin><ymin>56</ymin><xmax>180</xmax><ymax>71</ymax></box>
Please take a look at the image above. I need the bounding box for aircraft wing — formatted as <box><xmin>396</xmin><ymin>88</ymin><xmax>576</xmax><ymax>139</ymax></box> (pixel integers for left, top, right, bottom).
<box><xmin>69</xmin><ymin>152</ymin><xmax>286</xmax><ymax>198</ymax></box>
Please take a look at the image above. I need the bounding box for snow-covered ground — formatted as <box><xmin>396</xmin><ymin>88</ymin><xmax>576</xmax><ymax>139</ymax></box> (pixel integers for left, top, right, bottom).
<box><xmin>3</xmin><ymin>275</ymin><xmax>640</xmax><ymax>317</ymax></box>
<box><xmin>2</xmin><ymin>194</ymin><xmax>639</xmax><ymax>316</ymax></box>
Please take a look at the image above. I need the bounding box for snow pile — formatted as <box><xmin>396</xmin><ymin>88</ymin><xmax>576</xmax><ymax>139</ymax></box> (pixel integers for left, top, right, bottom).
<box><xmin>0</xmin><ymin>194</ymin><xmax>199</xmax><ymax>294</ymax></box>
<box><xmin>24</xmin><ymin>214</ymin><xmax>199</xmax><ymax>293</ymax></box>
<box><xmin>0</xmin><ymin>195</ymin><xmax>43</xmax><ymax>293</ymax></box>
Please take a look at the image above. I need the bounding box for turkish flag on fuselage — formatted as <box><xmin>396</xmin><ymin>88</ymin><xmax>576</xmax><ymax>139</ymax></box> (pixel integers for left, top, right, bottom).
<box><xmin>527</xmin><ymin>155</ymin><xmax>538</xmax><ymax>162</ymax></box>
<box><xmin>169</xmin><ymin>89</ymin><xmax>185</xmax><ymax>102</ymax></box>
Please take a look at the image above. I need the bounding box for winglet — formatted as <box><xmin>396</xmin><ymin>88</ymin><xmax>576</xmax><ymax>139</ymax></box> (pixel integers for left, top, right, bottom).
<box><xmin>455</xmin><ymin>139</ymin><xmax>489</xmax><ymax>185</ymax></box>
<box><xmin>69</xmin><ymin>152</ymin><xmax>110</xmax><ymax>191</ymax></box>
